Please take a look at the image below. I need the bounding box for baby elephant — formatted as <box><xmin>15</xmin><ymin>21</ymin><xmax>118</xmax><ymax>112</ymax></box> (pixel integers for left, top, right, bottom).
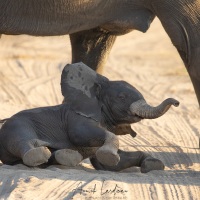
<box><xmin>0</xmin><ymin>63</ymin><xmax>179</xmax><ymax>173</ymax></box>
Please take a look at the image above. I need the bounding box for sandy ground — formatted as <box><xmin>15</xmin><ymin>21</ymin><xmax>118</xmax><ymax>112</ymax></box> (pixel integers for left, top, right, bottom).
<box><xmin>0</xmin><ymin>18</ymin><xmax>199</xmax><ymax>200</ymax></box>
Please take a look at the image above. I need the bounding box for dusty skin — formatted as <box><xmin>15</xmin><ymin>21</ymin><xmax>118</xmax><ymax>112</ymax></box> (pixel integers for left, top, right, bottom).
<box><xmin>0</xmin><ymin>19</ymin><xmax>199</xmax><ymax>200</ymax></box>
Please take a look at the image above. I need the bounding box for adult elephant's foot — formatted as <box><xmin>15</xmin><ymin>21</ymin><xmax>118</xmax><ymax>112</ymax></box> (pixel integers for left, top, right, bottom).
<box><xmin>55</xmin><ymin>149</ymin><xmax>83</xmax><ymax>167</ymax></box>
<box><xmin>23</xmin><ymin>147</ymin><xmax>51</xmax><ymax>167</ymax></box>
<box><xmin>96</xmin><ymin>145</ymin><xmax>120</xmax><ymax>166</ymax></box>
<box><xmin>140</xmin><ymin>157</ymin><xmax>165</xmax><ymax>173</ymax></box>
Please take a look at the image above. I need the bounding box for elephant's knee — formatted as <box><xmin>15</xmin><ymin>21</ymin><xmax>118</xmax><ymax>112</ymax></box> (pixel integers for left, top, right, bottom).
<box><xmin>136</xmin><ymin>151</ymin><xmax>150</xmax><ymax>165</ymax></box>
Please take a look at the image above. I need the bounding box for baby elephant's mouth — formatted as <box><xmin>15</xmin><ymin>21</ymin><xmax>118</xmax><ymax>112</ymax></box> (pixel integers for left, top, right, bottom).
<box><xmin>135</xmin><ymin>114</ymin><xmax>144</xmax><ymax>119</ymax></box>
<box><xmin>126</xmin><ymin>111</ymin><xmax>144</xmax><ymax>123</ymax></box>
<box><xmin>131</xmin><ymin>114</ymin><xmax>144</xmax><ymax>123</ymax></box>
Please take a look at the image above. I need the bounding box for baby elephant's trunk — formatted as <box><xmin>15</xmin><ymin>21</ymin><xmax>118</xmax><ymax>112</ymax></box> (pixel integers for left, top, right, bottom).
<box><xmin>130</xmin><ymin>98</ymin><xmax>179</xmax><ymax>119</ymax></box>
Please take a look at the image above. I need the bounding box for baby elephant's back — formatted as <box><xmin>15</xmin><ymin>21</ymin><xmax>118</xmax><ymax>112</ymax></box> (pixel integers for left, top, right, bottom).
<box><xmin>0</xmin><ymin>116</ymin><xmax>36</xmax><ymax>146</ymax></box>
<box><xmin>0</xmin><ymin>105</ymin><xmax>70</xmax><ymax>150</ymax></box>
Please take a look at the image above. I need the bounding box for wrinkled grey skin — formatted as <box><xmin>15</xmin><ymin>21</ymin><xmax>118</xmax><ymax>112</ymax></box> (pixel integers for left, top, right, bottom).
<box><xmin>0</xmin><ymin>0</ymin><xmax>199</xmax><ymax>105</ymax></box>
<box><xmin>0</xmin><ymin>63</ymin><xmax>179</xmax><ymax>173</ymax></box>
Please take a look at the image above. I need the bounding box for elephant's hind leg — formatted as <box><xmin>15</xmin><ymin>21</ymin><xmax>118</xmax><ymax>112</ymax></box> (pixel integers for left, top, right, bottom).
<box><xmin>23</xmin><ymin>146</ymin><xmax>51</xmax><ymax>167</ymax></box>
<box><xmin>54</xmin><ymin>149</ymin><xmax>83</xmax><ymax>167</ymax></box>
<box><xmin>90</xmin><ymin>150</ymin><xmax>164</xmax><ymax>173</ymax></box>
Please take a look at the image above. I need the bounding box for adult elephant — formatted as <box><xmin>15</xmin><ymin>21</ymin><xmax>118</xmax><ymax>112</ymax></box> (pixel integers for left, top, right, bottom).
<box><xmin>0</xmin><ymin>0</ymin><xmax>200</xmax><ymax>105</ymax></box>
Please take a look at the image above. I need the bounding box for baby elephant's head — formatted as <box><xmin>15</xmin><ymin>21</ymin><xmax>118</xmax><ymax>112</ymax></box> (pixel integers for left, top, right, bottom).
<box><xmin>61</xmin><ymin>62</ymin><xmax>179</xmax><ymax>124</ymax></box>
<box><xmin>99</xmin><ymin>80</ymin><xmax>179</xmax><ymax>124</ymax></box>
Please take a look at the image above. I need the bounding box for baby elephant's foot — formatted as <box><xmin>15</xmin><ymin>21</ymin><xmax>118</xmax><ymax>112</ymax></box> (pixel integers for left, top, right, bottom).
<box><xmin>96</xmin><ymin>146</ymin><xmax>120</xmax><ymax>166</ymax></box>
<box><xmin>23</xmin><ymin>147</ymin><xmax>51</xmax><ymax>167</ymax></box>
<box><xmin>140</xmin><ymin>157</ymin><xmax>165</xmax><ymax>173</ymax></box>
<box><xmin>55</xmin><ymin>149</ymin><xmax>83</xmax><ymax>167</ymax></box>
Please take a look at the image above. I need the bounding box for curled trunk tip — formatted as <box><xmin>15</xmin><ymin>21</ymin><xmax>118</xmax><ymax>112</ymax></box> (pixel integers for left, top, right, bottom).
<box><xmin>171</xmin><ymin>99</ymin><xmax>179</xmax><ymax>107</ymax></box>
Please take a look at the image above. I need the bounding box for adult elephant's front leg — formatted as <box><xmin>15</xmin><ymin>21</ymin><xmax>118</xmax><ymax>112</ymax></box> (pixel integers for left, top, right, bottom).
<box><xmin>185</xmin><ymin>47</ymin><xmax>200</xmax><ymax>106</ymax></box>
<box><xmin>90</xmin><ymin>149</ymin><xmax>164</xmax><ymax>173</ymax></box>
<box><xmin>150</xmin><ymin>0</ymin><xmax>200</xmax><ymax>106</ymax></box>
<box><xmin>69</xmin><ymin>27</ymin><xmax>116</xmax><ymax>72</ymax></box>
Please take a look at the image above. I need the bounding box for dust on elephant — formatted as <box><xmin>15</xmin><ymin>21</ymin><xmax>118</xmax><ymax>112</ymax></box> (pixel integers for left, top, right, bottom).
<box><xmin>0</xmin><ymin>63</ymin><xmax>179</xmax><ymax>173</ymax></box>
<box><xmin>0</xmin><ymin>0</ymin><xmax>199</xmax><ymax>105</ymax></box>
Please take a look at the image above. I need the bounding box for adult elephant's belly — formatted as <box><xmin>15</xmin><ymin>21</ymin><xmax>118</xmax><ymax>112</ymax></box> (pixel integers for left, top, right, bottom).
<box><xmin>101</xmin><ymin>9</ymin><xmax>155</xmax><ymax>35</ymax></box>
<box><xmin>0</xmin><ymin>2</ymin><xmax>102</xmax><ymax>36</ymax></box>
<box><xmin>0</xmin><ymin>16</ymin><xmax>90</xmax><ymax>36</ymax></box>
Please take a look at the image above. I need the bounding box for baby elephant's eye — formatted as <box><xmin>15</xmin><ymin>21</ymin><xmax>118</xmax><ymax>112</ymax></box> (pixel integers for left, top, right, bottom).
<box><xmin>118</xmin><ymin>93</ymin><xmax>126</xmax><ymax>100</ymax></box>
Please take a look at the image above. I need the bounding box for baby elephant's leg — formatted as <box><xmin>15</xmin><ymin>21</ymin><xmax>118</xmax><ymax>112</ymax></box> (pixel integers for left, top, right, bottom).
<box><xmin>18</xmin><ymin>139</ymin><xmax>52</xmax><ymax>167</ymax></box>
<box><xmin>69</xmin><ymin>123</ymin><xmax>119</xmax><ymax>167</ymax></box>
<box><xmin>90</xmin><ymin>149</ymin><xmax>164</xmax><ymax>173</ymax></box>
<box><xmin>54</xmin><ymin>149</ymin><xmax>83</xmax><ymax>167</ymax></box>
<box><xmin>23</xmin><ymin>145</ymin><xmax>51</xmax><ymax>167</ymax></box>
<box><xmin>140</xmin><ymin>155</ymin><xmax>165</xmax><ymax>173</ymax></box>
<box><xmin>95</xmin><ymin>131</ymin><xmax>120</xmax><ymax>166</ymax></box>
<box><xmin>0</xmin><ymin>119</ymin><xmax>52</xmax><ymax>167</ymax></box>
<box><xmin>13</xmin><ymin>138</ymin><xmax>51</xmax><ymax>167</ymax></box>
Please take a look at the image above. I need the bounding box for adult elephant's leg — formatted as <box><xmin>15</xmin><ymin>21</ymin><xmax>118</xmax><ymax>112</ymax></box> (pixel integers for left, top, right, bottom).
<box><xmin>150</xmin><ymin>0</ymin><xmax>200</xmax><ymax>106</ymax></box>
<box><xmin>90</xmin><ymin>149</ymin><xmax>164</xmax><ymax>173</ymax></box>
<box><xmin>186</xmin><ymin>47</ymin><xmax>200</xmax><ymax>106</ymax></box>
<box><xmin>69</xmin><ymin>27</ymin><xmax>116</xmax><ymax>72</ymax></box>
<box><xmin>190</xmin><ymin>76</ymin><xmax>200</xmax><ymax>106</ymax></box>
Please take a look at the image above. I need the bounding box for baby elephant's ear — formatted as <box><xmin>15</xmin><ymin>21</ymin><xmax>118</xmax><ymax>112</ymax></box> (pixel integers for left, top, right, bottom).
<box><xmin>61</xmin><ymin>62</ymin><xmax>99</xmax><ymax>99</ymax></box>
<box><xmin>61</xmin><ymin>62</ymin><xmax>108</xmax><ymax>121</ymax></box>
